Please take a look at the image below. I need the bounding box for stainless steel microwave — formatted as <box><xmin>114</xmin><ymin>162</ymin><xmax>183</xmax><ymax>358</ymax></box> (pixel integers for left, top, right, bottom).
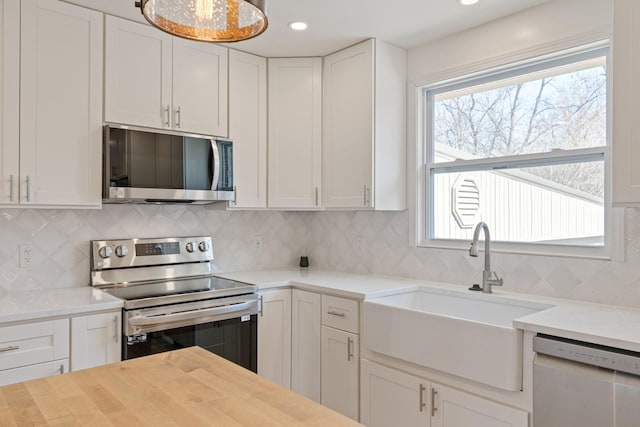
<box><xmin>103</xmin><ymin>125</ymin><xmax>234</xmax><ymax>204</ymax></box>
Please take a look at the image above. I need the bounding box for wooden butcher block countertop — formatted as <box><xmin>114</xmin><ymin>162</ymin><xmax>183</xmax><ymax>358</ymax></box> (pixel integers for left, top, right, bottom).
<box><xmin>0</xmin><ymin>347</ymin><xmax>362</xmax><ymax>426</ymax></box>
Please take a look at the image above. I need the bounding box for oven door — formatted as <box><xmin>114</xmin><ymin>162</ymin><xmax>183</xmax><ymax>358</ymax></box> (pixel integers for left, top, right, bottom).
<box><xmin>123</xmin><ymin>315</ymin><xmax>257</xmax><ymax>372</ymax></box>
<box><xmin>122</xmin><ymin>294</ymin><xmax>258</xmax><ymax>372</ymax></box>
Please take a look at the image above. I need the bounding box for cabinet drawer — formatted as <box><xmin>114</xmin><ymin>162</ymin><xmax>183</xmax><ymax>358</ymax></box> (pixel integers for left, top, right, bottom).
<box><xmin>321</xmin><ymin>295</ymin><xmax>359</xmax><ymax>334</ymax></box>
<box><xmin>0</xmin><ymin>359</ymin><xmax>69</xmax><ymax>387</ymax></box>
<box><xmin>0</xmin><ymin>319</ymin><xmax>69</xmax><ymax>371</ymax></box>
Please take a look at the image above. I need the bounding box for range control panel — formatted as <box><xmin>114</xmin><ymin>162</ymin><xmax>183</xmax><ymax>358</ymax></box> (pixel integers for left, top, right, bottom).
<box><xmin>534</xmin><ymin>334</ymin><xmax>640</xmax><ymax>377</ymax></box>
<box><xmin>91</xmin><ymin>236</ymin><xmax>213</xmax><ymax>270</ymax></box>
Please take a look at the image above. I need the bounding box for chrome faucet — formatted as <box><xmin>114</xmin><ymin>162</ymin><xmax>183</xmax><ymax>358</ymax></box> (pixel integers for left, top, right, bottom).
<box><xmin>469</xmin><ymin>222</ymin><xmax>503</xmax><ymax>294</ymax></box>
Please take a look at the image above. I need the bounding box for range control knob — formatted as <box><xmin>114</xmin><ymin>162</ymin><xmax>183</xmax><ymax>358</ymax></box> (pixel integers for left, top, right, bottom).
<box><xmin>198</xmin><ymin>241</ymin><xmax>210</xmax><ymax>252</ymax></box>
<box><xmin>98</xmin><ymin>246</ymin><xmax>113</xmax><ymax>259</ymax></box>
<box><xmin>115</xmin><ymin>245</ymin><xmax>129</xmax><ymax>257</ymax></box>
<box><xmin>186</xmin><ymin>242</ymin><xmax>195</xmax><ymax>253</ymax></box>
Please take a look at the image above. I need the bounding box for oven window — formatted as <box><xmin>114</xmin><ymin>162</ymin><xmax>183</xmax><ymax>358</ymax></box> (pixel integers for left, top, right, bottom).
<box><xmin>123</xmin><ymin>316</ymin><xmax>257</xmax><ymax>373</ymax></box>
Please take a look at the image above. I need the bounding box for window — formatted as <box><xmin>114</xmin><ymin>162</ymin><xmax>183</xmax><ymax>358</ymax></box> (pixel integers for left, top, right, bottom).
<box><xmin>421</xmin><ymin>46</ymin><xmax>613</xmax><ymax>256</ymax></box>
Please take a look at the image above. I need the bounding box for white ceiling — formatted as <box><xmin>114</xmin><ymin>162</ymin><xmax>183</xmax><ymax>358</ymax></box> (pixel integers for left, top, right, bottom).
<box><xmin>229</xmin><ymin>0</ymin><xmax>551</xmax><ymax>57</ymax></box>
<box><xmin>69</xmin><ymin>0</ymin><xmax>551</xmax><ymax>57</ymax></box>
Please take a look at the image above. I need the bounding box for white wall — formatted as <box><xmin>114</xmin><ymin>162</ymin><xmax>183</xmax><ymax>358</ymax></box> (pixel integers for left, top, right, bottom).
<box><xmin>306</xmin><ymin>0</ymin><xmax>640</xmax><ymax>308</ymax></box>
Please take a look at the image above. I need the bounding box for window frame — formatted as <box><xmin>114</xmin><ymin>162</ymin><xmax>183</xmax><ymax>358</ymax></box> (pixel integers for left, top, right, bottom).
<box><xmin>416</xmin><ymin>43</ymin><xmax>624</xmax><ymax>260</ymax></box>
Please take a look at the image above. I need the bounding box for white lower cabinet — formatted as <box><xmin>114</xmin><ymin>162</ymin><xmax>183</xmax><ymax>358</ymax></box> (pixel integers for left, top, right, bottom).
<box><xmin>257</xmin><ymin>289</ymin><xmax>292</xmax><ymax>388</ymax></box>
<box><xmin>0</xmin><ymin>318</ymin><xmax>69</xmax><ymax>386</ymax></box>
<box><xmin>291</xmin><ymin>289</ymin><xmax>321</xmax><ymax>402</ymax></box>
<box><xmin>362</xmin><ymin>360</ymin><xmax>528</xmax><ymax>427</ymax></box>
<box><xmin>321</xmin><ymin>325</ymin><xmax>359</xmax><ymax>420</ymax></box>
<box><xmin>70</xmin><ymin>311</ymin><xmax>121</xmax><ymax>371</ymax></box>
<box><xmin>431</xmin><ymin>382</ymin><xmax>528</xmax><ymax>427</ymax></box>
<box><xmin>361</xmin><ymin>359</ymin><xmax>430</xmax><ymax>427</ymax></box>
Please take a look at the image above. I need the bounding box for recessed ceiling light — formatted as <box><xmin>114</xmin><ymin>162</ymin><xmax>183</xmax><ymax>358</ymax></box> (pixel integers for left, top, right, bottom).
<box><xmin>459</xmin><ymin>0</ymin><xmax>479</xmax><ymax>5</ymax></box>
<box><xmin>289</xmin><ymin>21</ymin><xmax>308</xmax><ymax>31</ymax></box>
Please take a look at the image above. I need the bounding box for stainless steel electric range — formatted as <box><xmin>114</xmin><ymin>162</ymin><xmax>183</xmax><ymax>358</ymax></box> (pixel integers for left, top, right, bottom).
<box><xmin>90</xmin><ymin>236</ymin><xmax>258</xmax><ymax>372</ymax></box>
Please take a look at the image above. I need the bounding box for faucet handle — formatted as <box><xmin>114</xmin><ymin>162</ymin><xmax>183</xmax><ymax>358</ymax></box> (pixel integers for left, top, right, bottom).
<box><xmin>489</xmin><ymin>271</ymin><xmax>503</xmax><ymax>286</ymax></box>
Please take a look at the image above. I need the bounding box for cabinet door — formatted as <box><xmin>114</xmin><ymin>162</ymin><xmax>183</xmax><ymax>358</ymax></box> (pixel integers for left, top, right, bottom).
<box><xmin>0</xmin><ymin>319</ymin><xmax>69</xmax><ymax>370</ymax></box>
<box><xmin>268</xmin><ymin>58</ymin><xmax>322</xmax><ymax>209</ymax></box>
<box><xmin>291</xmin><ymin>289</ymin><xmax>321</xmax><ymax>402</ymax></box>
<box><xmin>228</xmin><ymin>50</ymin><xmax>267</xmax><ymax>208</ymax></box>
<box><xmin>257</xmin><ymin>289</ymin><xmax>292</xmax><ymax>388</ymax></box>
<box><xmin>173</xmin><ymin>38</ymin><xmax>228</xmax><ymax>136</ymax></box>
<box><xmin>105</xmin><ymin>15</ymin><xmax>172</xmax><ymax>130</ymax></box>
<box><xmin>0</xmin><ymin>359</ymin><xmax>68</xmax><ymax>387</ymax></box>
<box><xmin>0</xmin><ymin>0</ymin><xmax>19</xmax><ymax>205</ymax></box>
<box><xmin>20</xmin><ymin>0</ymin><xmax>103</xmax><ymax>206</ymax></box>
<box><xmin>361</xmin><ymin>360</ymin><xmax>430</xmax><ymax>427</ymax></box>
<box><xmin>323</xmin><ymin>39</ymin><xmax>374</xmax><ymax>209</ymax></box>
<box><xmin>70</xmin><ymin>312</ymin><xmax>121</xmax><ymax>371</ymax></box>
<box><xmin>431</xmin><ymin>383</ymin><xmax>528</xmax><ymax>427</ymax></box>
<box><xmin>321</xmin><ymin>325</ymin><xmax>359</xmax><ymax>420</ymax></box>
<box><xmin>613</xmin><ymin>0</ymin><xmax>640</xmax><ymax>205</ymax></box>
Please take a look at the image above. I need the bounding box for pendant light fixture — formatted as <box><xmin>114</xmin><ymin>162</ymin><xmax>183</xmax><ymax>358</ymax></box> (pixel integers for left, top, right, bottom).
<box><xmin>135</xmin><ymin>0</ymin><xmax>268</xmax><ymax>43</ymax></box>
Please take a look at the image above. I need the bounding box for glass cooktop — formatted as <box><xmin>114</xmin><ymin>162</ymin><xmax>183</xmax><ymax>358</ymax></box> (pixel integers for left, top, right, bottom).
<box><xmin>104</xmin><ymin>276</ymin><xmax>256</xmax><ymax>309</ymax></box>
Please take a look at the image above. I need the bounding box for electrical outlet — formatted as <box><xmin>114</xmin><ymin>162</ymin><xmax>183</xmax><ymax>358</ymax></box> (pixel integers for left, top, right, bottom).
<box><xmin>254</xmin><ymin>236</ymin><xmax>263</xmax><ymax>250</ymax></box>
<box><xmin>20</xmin><ymin>245</ymin><xmax>33</xmax><ymax>268</ymax></box>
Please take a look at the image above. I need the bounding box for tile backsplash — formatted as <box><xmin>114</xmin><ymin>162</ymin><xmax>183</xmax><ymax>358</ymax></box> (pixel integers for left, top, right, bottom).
<box><xmin>305</xmin><ymin>209</ymin><xmax>640</xmax><ymax>308</ymax></box>
<box><xmin>0</xmin><ymin>205</ymin><xmax>306</xmax><ymax>293</ymax></box>
<box><xmin>1</xmin><ymin>204</ymin><xmax>639</xmax><ymax>308</ymax></box>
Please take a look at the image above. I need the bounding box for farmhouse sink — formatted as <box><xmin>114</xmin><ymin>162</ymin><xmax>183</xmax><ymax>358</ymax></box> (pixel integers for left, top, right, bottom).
<box><xmin>364</xmin><ymin>287</ymin><xmax>553</xmax><ymax>391</ymax></box>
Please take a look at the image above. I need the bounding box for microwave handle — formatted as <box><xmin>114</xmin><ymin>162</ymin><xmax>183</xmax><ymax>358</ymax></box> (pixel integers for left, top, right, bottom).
<box><xmin>210</xmin><ymin>140</ymin><xmax>220</xmax><ymax>191</ymax></box>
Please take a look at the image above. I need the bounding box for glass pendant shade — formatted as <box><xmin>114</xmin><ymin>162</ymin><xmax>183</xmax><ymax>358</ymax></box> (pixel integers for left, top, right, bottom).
<box><xmin>137</xmin><ymin>0</ymin><xmax>268</xmax><ymax>42</ymax></box>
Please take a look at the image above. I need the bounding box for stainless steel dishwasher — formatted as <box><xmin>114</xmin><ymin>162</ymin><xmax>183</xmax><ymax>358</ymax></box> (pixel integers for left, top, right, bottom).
<box><xmin>533</xmin><ymin>334</ymin><xmax>640</xmax><ymax>427</ymax></box>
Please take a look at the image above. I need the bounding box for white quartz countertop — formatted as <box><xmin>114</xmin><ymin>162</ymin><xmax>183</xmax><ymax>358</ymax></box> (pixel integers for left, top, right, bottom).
<box><xmin>0</xmin><ymin>287</ymin><xmax>123</xmax><ymax>324</ymax></box>
<box><xmin>218</xmin><ymin>269</ymin><xmax>640</xmax><ymax>353</ymax></box>
<box><xmin>4</xmin><ymin>269</ymin><xmax>640</xmax><ymax>353</ymax></box>
<box><xmin>216</xmin><ymin>269</ymin><xmax>423</xmax><ymax>299</ymax></box>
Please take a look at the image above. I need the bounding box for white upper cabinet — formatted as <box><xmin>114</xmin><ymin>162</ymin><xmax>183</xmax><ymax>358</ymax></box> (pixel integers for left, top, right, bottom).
<box><xmin>1</xmin><ymin>0</ymin><xmax>102</xmax><ymax>207</ymax></box>
<box><xmin>228</xmin><ymin>50</ymin><xmax>267</xmax><ymax>209</ymax></box>
<box><xmin>613</xmin><ymin>0</ymin><xmax>640</xmax><ymax>205</ymax></box>
<box><xmin>0</xmin><ymin>0</ymin><xmax>19</xmax><ymax>205</ymax></box>
<box><xmin>323</xmin><ymin>39</ymin><xmax>406</xmax><ymax>210</ymax></box>
<box><xmin>172</xmin><ymin>37</ymin><xmax>228</xmax><ymax>136</ymax></box>
<box><xmin>105</xmin><ymin>15</ymin><xmax>172</xmax><ymax>131</ymax></box>
<box><xmin>268</xmin><ymin>57</ymin><xmax>322</xmax><ymax>209</ymax></box>
<box><xmin>105</xmin><ymin>15</ymin><xmax>228</xmax><ymax>137</ymax></box>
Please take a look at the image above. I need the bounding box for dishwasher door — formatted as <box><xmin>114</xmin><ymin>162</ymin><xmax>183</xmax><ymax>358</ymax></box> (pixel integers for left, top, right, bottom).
<box><xmin>533</xmin><ymin>353</ymin><xmax>614</xmax><ymax>427</ymax></box>
<box><xmin>615</xmin><ymin>372</ymin><xmax>640</xmax><ymax>427</ymax></box>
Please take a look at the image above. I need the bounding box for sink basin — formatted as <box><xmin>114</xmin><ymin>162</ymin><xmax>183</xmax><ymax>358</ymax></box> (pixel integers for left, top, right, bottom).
<box><xmin>364</xmin><ymin>287</ymin><xmax>552</xmax><ymax>391</ymax></box>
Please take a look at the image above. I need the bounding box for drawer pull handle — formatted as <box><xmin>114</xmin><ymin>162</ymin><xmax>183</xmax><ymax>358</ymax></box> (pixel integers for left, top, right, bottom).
<box><xmin>113</xmin><ymin>315</ymin><xmax>119</xmax><ymax>344</ymax></box>
<box><xmin>431</xmin><ymin>388</ymin><xmax>438</xmax><ymax>417</ymax></box>
<box><xmin>9</xmin><ymin>174</ymin><xmax>14</xmax><ymax>202</ymax></box>
<box><xmin>419</xmin><ymin>384</ymin><xmax>426</xmax><ymax>412</ymax></box>
<box><xmin>175</xmin><ymin>106</ymin><xmax>181</xmax><ymax>128</ymax></box>
<box><xmin>58</xmin><ymin>364</ymin><xmax>64</xmax><ymax>374</ymax></box>
<box><xmin>347</xmin><ymin>337</ymin><xmax>354</xmax><ymax>361</ymax></box>
<box><xmin>0</xmin><ymin>345</ymin><xmax>19</xmax><ymax>353</ymax></box>
<box><xmin>327</xmin><ymin>310</ymin><xmax>345</xmax><ymax>317</ymax></box>
<box><xmin>259</xmin><ymin>295</ymin><xmax>264</xmax><ymax>317</ymax></box>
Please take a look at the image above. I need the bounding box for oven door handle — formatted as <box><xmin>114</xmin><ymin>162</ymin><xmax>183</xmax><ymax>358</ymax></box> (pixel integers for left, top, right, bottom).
<box><xmin>129</xmin><ymin>301</ymin><xmax>254</xmax><ymax>327</ymax></box>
